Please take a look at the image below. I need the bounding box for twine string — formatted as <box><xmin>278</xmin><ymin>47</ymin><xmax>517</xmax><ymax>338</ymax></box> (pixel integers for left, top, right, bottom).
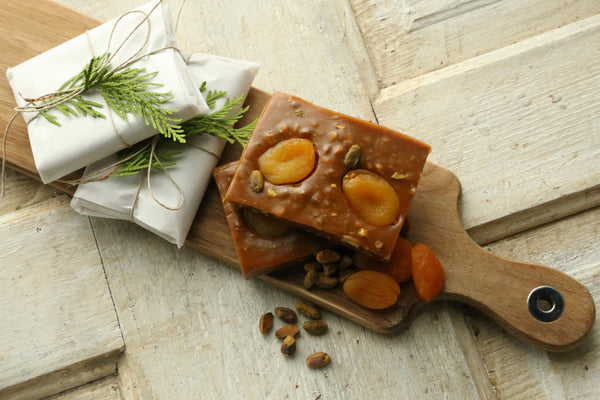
<box><xmin>0</xmin><ymin>112</ymin><xmax>20</xmax><ymax>195</ymax></box>
<box><xmin>139</xmin><ymin>136</ymin><xmax>185</xmax><ymax>218</ymax></box>
<box><xmin>1</xmin><ymin>1</ymin><xmax>162</xmax><ymax>196</ymax></box>
<box><xmin>2</xmin><ymin>0</ymin><xmax>177</xmax><ymax>199</ymax></box>
<box><xmin>57</xmin><ymin>140</ymin><xmax>153</xmax><ymax>186</ymax></box>
<box><xmin>1</xmin><ymin>0</ymin><xmax>218</xmax><ymax>222</ymax></box>
<box><xmin>186</xmin><ymin>141</ymin><xmax>221</xmax><ymax>160</ymax></box>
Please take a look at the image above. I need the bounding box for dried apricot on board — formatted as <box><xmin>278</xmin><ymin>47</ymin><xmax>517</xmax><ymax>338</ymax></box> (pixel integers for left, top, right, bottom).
<box><xmin>352</xmin><ymin>237</ymin><xmax>413</xmax><ymax>283</ymax></box>
<box><xmin>343</xmin><ymin>270</ymin><xmax>401</xmax><ymax>310</ymax></box>
<box><xmin>411</xmin><ymin>243</ymin><xmax>444</xmax><ymax>301</ymax></box>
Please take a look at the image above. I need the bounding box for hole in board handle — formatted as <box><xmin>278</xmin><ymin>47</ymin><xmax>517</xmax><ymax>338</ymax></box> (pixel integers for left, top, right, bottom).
<box><xmin>527</xmin><ymin>286</ymin><xmax>564</xmax><ymax>322</ymax></box>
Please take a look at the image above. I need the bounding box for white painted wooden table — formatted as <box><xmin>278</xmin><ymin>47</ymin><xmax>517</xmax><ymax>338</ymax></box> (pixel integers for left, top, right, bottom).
<box><xmin>1</xmin><ymin>1</ymin><xmax>599</xmax><ymax>399</ymax></box>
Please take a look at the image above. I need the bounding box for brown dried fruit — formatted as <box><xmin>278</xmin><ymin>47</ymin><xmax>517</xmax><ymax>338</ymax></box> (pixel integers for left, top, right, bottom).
<box><xmin>259</xmin><ymin>138</ymin><xmax>316</xmax><ymax>184</ymax></box>
<box><xmin>303</xmin><ymin>320</ymin><xmax>328</xmax><ymax>335</ymax></box>
<box><xmin>259</xmin><ymin>312</ymin><xmax>273</xmax><ymax>334</ymax></box>
<box><xmin>242</xmin><ymin>208</ymin><xmax>291</xmax><ymax>238</ymax></box>
<box><xmin>281</xmin><ymin>335</ymin><xmax>297</xmax><ymax>356</ymax></box>
<box><xmin>304</xmin><ymin>261</ymin><xmax>322</xmax><ymax>272</ymax></box>
<box><xmin>315</xmin><ymin>273</ymin><xmax>338</xmax><ymax>289</ymax></box>
<box><xmin>275</xmin><ymin>324</ymin><xmax>300</xmax><ymax>339</ymax></box>
<box><xmin>342</xmin><ymin>169</ymin><xmax>400</xmax><ymax>226</ymax></box>
<box><xmin>344</xmin><ymin>144</ymin><xmax>362</xmax><ymax>169</ymax></box>
<box><xmin>339</xmin><ymin>255</ymin><xmax>353</xmax><ymax>270</ymax></box>
<box><xmin>249</xmin><ymin>169</ymin><xmax>264</xmax><ymax>192</ymax></box>
<box><xmin>304</xmin><ymin>270</ymin><xmax>319</xmax><ymax>289</ymax></box>
<box><xmin>316</xmin><ymin>249</ymin><xmax>341</xmax><ymax>264</ymax></box>
<box><xmin>296</xmin><ymin>301</ymin><xmax>321</xmax><ymax>320</ymax></box>
<box><xmin>322</xmin><ymin>262</ymin><xmax>338</xmax><ymax>276</ymax></box>
<box><xmin>275</xmin><ymin>306</ymin><xmax>297</xmax><ymax>323</ymax></box>
<box><xmin>306</xmin><ymin>352</ymin><xmax>331</xmax><ymax>369</ymax></box>
<box><xmin>353</xmin><ymin>236</ymin><xmax>413</xmax><ymax>283</ymax></box>
<box><xmin>412</xmin><ymin>243</ymin><xmax>445</xmax><ymax>301</ymax></box>
<box><xmin>343</xmin><ymin>270</ymin><xmax>400</xmax><ymax>310</ymax></box>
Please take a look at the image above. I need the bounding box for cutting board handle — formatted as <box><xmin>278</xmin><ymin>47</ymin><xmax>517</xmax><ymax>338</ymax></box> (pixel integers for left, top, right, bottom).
<box><xmin>409</xmin><ymin>163</ymin><xmax>596</xmax><ymax>352</ymax></box>
<box><xmin>442</xmin><ymin>239</ymin><xmax>596</xmax><ymax>352</ymax></box>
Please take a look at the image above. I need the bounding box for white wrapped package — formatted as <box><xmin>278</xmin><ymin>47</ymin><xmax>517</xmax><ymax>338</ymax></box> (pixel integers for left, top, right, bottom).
<box><xmin>71</xmin><ymin>54</ymin><xmax>259</xmax><ymax>247</ymax></box>
<box><xmin>6</xmin><ymin>0</ymin><xmax>208</xmax><ymax>183</ymax></box>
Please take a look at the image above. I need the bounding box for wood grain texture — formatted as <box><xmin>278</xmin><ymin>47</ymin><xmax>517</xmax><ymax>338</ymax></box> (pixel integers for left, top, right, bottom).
<box><xmin>0</xmin><ymin>197</ymin><xmax>123</xmax><ymax>400</ymax></box>
<box><xmin>197</xmin><ymin>141</ymin><xmax>596</xmax><ymax>351</ymax></box>
<box><xmin>467</xmin><ymin>206</ymin><xmax>600</xmax><ymax>399</ymax></box>
<box><xmin>0</xmin><ymin>168</ymin><xmax>60</xmax><ymax>217</ymax></box>
<box><xmin>3</xmin><ymin>0</ymin><xmax>599</xmax><ymax>399</ymax></box>
<box><xmin>374</xmin><ymin>14</ymin><xmax>600</xmax><ymax>245</ymax></box>
<box><xmin>45</xmin><ymin>376</ymin><xmax>121</xmax><ymax>400</ymax></box>
<box><xmin>0</xmin><ymin>0</ymin><xmax>98</xmax><ymax>193</ymax></box>
<box><xmin>405</xmin><ymin>163</ymin><xmax>595</xmax><ymax>351</ymax></box>
<box><xmin>3</xmin><ymin>7</ymin><xmax>591</xmax><ymax>348</ymax></box>
<box><xmin>91</xmin><ymin>216</ymin><xmax>487</xmax><ymax>400</ymax></box>
<box><xmin>350</xmin><ymin>0</ymin><xmax>600</xmax><ymax>85</ymax></box>
<box><xmin>48</xmin><ymin>1</ymin><xmax>494</xmax><ymax>399</ymax></box>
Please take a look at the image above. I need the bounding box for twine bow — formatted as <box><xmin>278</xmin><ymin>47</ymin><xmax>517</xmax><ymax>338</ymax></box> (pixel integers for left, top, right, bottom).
<box><xmin>1</xmin><ymin>0</ymin><xmax>210</xmax><ymax>216</ymax></box>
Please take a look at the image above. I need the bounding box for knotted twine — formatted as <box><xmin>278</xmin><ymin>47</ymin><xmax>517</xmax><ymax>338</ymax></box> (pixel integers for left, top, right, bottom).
<box><xmin>1</xmin><ymin>0</ymin><xmax>221</xmax><ymax>220</ymax></box>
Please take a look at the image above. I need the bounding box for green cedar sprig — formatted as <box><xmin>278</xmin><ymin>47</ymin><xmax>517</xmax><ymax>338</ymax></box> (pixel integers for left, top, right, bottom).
<box><xmin>35</xmin><ymin>53</ymin><xmax>184</xmax><ymax>142</ymax></box>
<box><xmin>110</xmin><ymin>140</ymin><xmax>179</xmax><ymax>178</ymax></box>
<box><xmin>111</xmin><ymin>82</ymin><xmax>256</xmax><ymax>177</ymax></box>
<box><xmin>181</xmin><ymin>84</ymin><xmax>257</xmax><ymax>147</ymax></box>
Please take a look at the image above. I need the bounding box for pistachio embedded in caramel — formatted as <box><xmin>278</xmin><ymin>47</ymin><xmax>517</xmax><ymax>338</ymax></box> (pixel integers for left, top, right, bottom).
<box><xmin>249</xmin><ymin>170</ymin><xmax>264</xmax><ymax>192</ymax></box>
<box><xmin>344</xmin><ymin>144</ymin><xmax>362</xmax><ymax>169</ymax></box>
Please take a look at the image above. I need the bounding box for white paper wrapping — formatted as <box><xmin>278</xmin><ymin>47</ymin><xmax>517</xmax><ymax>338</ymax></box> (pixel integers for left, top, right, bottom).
<box><xmin>6</xmin><ymin>0</ymin><xmax>209</xmax><ymax>183</ymax></box>
<box><xmin>70</xmin><ymin>54</ymin><xmax>259</xmax><ymax>247</ymax></box>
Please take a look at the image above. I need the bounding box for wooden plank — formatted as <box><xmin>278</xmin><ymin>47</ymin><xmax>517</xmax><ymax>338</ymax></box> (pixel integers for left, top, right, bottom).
<box><xmin>0</xmin><ymin>0</ymin><xmax>99</xmax><ymax>192</ymax></box>
<box><xmin>44</xmin><ymin>376</ymin><xmax>121</xmax><ymax>400</ymax></box>
<box><xmin>0</xmin><ymin>168</ymin><xmax>60</xmax><ymax>217</ymax></box>
<box><xmin>466</xmin><ymin>206</ymin><xmax>600</xmax><ymax>399</ymax></box>
<box><xmin>91</xmin><ymin>215</ymin><xmax>489</xmax><ymax>399</ymax></box>
<box><xmin>61</xmin><ymin>0</ymin><xmax>493</xmax><ymax>398</ymax></box>
<box><xmin>0</xmin><ymin>0</ymin><xmax>491</xmax><ymax>339</ymax></box>
<box><xmin>173</xmin><ymin>0</ymin><xmax>377</xmax><ymax>118</ymax></box>
<box><xmin>5</xmin><ymin>1</ymin><xmax>597</xmax><ymax>399</ymax></box>
<box><xmin>0</xmin><ymin>197</ymin><xmax>124</xmax><ymax>400</ymax></box>
<box><xmin>7</xmin><ymin>2</ymin><xmax>591</xmax><ymax>347</ymax></box>
<box><xmin>350</xmin><ymin>0</ymin><xmax>600</xmax><ymax>85</ymax></box>
<box><xmin>374</xmin><ymin>14</ymin><xmax>600</xmax><ymax>244</ymax></box>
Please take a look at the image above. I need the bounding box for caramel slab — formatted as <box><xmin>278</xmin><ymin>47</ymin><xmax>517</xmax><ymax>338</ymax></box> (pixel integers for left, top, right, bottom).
<box><xmin>224</xmin><ymin>92</ymin><xmax>431</xmax><ymax>260</ymax></box>
<box><xmin>213</xmin><ymin>161</ymin><xmax>332</xmax><ymax>279</ymax></box>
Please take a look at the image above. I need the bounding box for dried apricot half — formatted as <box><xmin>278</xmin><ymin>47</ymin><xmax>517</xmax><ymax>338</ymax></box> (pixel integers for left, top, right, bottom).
<box><xmin>258</xmin><ymin>138</ymin><xmax>315</xmax><ymax>184</ymax></box>
<box><xmin>343</xmin><ymin>270</ymin><xmax>400</xmax><ymax>309</ymax></box>
<box><xmin>411</xmin><ymin>243</ymin><xmax>444</xmax><ymax>301</ymax></box>
<box><xmin>242</xmin><ymin>208</ymin><xmax>291</xmax><ymax>238</ymax></box>
<box><xmin>342</xmin><ymin>169</ymin><xmax>400</xmax><ymax>226</ymax></box>
<box><xmin>353</xmin><ymin>236</ymin><xmax>413</xmax><ymax>283</ymax></box>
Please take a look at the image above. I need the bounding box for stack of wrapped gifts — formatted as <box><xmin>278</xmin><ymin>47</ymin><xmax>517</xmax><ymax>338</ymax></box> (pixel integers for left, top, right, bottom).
<box><xmin>6</xmin><ymin>0</ymin><xmax>258</xmax><ymax>248</ymax></box>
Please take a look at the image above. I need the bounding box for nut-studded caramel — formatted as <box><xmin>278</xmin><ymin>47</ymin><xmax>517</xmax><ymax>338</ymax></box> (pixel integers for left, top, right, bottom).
<box><xmin>224</xmin><ymin>92</ymin><xmax>430</xmax><ymax>261</ymax></box>
<box><xmin>213</xmin><ymin>161</ymin><xmax>334</xmax><ymax>279</ymax></box>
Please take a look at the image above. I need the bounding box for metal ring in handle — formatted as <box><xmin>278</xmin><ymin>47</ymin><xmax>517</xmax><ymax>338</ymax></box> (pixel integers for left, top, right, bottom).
<box><xmin>527</xmin><ymin>286</ymin><xmax>564</xmax><ymax>322</ymax></box>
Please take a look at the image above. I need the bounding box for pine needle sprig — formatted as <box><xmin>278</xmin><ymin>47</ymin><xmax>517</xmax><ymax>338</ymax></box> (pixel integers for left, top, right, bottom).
<box><xmin>109</xmin><ymin>82</ymin><xmax>256</xmax><ymax>178</ymax></box>
<box><xmin>112</xmin><ymin>139</ymin><xmax>180</xmax><ymax>177</ymax></box>
<box><xmin>181</xmin><ymin>87</ymin><xmax>256</xmax><ymax>146</ymax></box>
<box><xmin>34</xmin><ymin>52</ymin><xmax>183</xmax><ymax>141</ymax></box>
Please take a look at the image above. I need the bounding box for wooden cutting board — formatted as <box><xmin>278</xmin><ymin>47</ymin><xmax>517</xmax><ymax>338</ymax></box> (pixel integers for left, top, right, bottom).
<box><xmin>0</xmin><ymin>0</ymin><xmax>595</xmax><ymax>352</ymax></box>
